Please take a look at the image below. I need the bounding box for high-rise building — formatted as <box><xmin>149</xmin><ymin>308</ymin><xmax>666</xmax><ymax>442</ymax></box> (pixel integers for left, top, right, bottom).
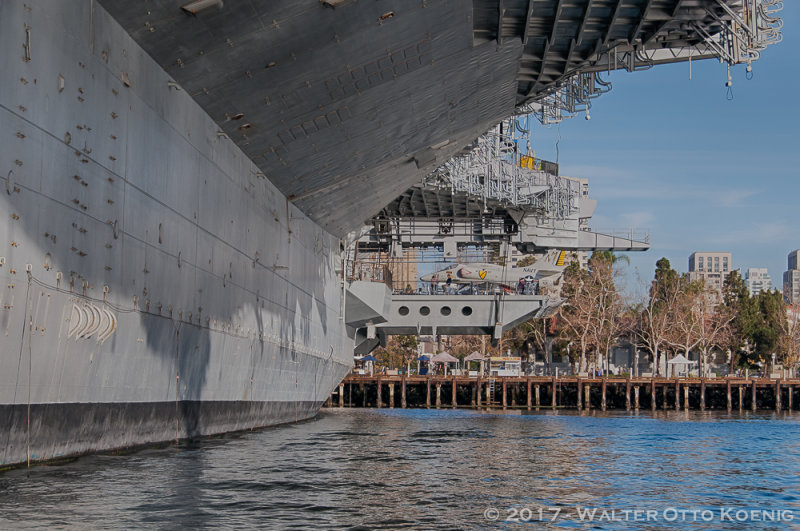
<box><xmin>789</xmin><ymin>250</ymin><xmax>800</xmax><ymax>271</ymax></box>
<box><xmin>783</xmin><ymin>250</ymin><xmax>800</xmax><ymax>305</ymax></box>
<box><xmin>688</xmin><ymin>251</ymin><xmax>732</xmax><ymax>295</ymax></box>
<box><xmin>745</xmin><ymin>268</ymin><xmax>772</xmax><ymax>296</ymax></box>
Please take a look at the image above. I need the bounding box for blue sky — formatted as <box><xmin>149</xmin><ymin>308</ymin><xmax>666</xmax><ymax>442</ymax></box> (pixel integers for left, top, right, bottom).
<box><xmin>529</xmin><ymin>3</ymin><xmax>800</xmax><ymax>296</ymax></box>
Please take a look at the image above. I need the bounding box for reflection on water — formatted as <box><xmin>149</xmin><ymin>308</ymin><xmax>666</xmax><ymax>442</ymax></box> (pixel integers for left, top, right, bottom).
<box><xmin>1</xmin><ymin>409</ymin><xmax>799</xmax><ymax>529</ymax></box>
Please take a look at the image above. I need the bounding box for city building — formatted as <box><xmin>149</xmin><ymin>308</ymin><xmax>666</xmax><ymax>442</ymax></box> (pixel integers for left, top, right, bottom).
<box><xmin>784</xmin><ymin>250</ymin><xmax>800</xmax><ymax>305</ymax></box>
<box><xmin>746</xmin><ymin>268</ymin><xmax>772</xmax><ymax>297</ymax></box>
<box><xmin>688</xmin><ymin>252</ymin><xmax>732</xmax><ymax>295</ymax></box>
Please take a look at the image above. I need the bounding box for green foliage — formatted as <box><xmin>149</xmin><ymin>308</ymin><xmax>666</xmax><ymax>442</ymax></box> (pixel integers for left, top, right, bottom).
<box><xmin>721</xmin><ymin>273</ymin><xmax>786</xmax><ymax>368</ymax></box>
<box><xmin>752</xmin><ymin>289</ymin><xmax>785</xmax><ymax>361</ymax></box>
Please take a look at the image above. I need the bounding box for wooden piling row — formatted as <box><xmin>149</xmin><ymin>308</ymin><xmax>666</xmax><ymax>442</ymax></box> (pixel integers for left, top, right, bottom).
<box><xmin>330</xmin><ymin>376</ymin><xmax>800</xmax><ymax>411</ymax></box>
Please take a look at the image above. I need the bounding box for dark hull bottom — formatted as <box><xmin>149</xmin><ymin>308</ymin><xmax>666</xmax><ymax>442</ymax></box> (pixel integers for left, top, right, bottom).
<box><xmin>0</xmin><ymin>400</ymin><xmax>321</xmax><ymax>467</ymax></box>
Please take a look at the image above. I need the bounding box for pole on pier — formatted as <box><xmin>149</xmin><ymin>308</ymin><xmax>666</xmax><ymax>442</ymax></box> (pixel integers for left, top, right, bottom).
<box><xmin>675</xmin><ymin>380</ymin><xmax>680</xmax><ymax>411</ymax></box>
<box><xmin>577</xmin><ymin>379</ymin><xmax>583</xmax><ymax>410</ymax></box>
<box><xmin>739</xmin><ymin>385</ymin><xmax>744</xmax><ymax>411</ymax></box>
<box><xmin>452</xmin><ymin>376</ymin><xmax>457</xmax><ymax>409</ymax></box>
<box><xmin>401</xmin><ymin>377</ymin><xmax>407</xmax><ymax>409</ymax></box>
<box><xmin>471</xmin><ymin>382</ymin><xmax>477</xmax><ymax>406</ymax></box>
<box><xmin>389</xmin><ymin>383</ymin><xmax>394</xmax><ymax>409</ymax></box>
<box><xmin>339</xmin><ymin>383</ymin><xmax>344</xmax><ymax>408</ymax></box>
<box><xmin>485</xmin><ymin>380</ymin><xmax>491</xmax><ymax>405</ymax></box>
<box><xmin>634</xmin><ymin>386</ymin><xmax>640</xmax><ymax>410</ymax></box>
<box><xmin>502</xmin><ymin>379</ymin><xmax>507</xmax><ymax>410</ymax></box>
<box><xmin>436</xmin><ymin>383</ymin><xmax>442</xmax><ymax>409</ymax></box>
<box><xmin>527</xmin><ymin>380</ymin><xmax>532</xmax><ymax>411</ymax></box>
<box><xmin>552</xmin><ymin>377</ymin><xmax>557</xmax><ymax>409</ymax></box>
<box><xmin>625</xmin><ymin>379</ymin><xmax>631</xmax><ymax>411</ymax></box>
<box><xmin>776</xmin><ymin>380</ymin><xmax>781</xmax><ymax>411</ymax></box>
<box><xmin>477</xmin><ymin>379</ymin><xmax>482</xmax><ymax>407</ymax></box>
<box><xmin>535</xmin><ymin>385</ymin><xmax>541</xmax><ymax>408</ymax></box>
<box><xmin>700</xmin><ymin>380</ymin><xmax>706</xmax><ymax>411</ymax></box>
<box><xmin>726</xmin><ymin>380</ymin><xmax>732</xmax><ymax>411</ymax></box>
<box><xmin>377</xmin><ymin>378</ymin><xmax>383</xmax><ymax>408</ymax></box>
<box><xmin>601</xmin><ymin>378</ymin><xmax>607</xmax><ymax>412</ymax></box>
<box><xmin>426</xmin><ymin>378</ymin><xmax>431</xmax><ymax>409</ymax></box>
<box><xmin>361</xmin><ymin>384</ymin><xmax>366</xmax><ymax>408</ymax></box>
<box><xmin>789</xmin><ymin>385</ymin><xmax>794</xmax><ymax>411</ymax></box>
<box><xmin>752</xmin><ymin>380</ymin><xmax>757</xmax><ymax>412</ymax></box>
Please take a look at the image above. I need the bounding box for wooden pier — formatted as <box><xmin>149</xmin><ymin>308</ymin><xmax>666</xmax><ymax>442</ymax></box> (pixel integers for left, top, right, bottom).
<box><xmin>326</xmin><ymin>375</ymin><xmax>800</xmax><ymax>412</ymax></box>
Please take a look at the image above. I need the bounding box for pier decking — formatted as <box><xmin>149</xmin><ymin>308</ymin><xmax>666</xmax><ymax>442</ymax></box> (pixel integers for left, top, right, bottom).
<box><xmin>326</xmin><ymin>375</ymin><xmax>800</xmax><ymax>412</ymax></box>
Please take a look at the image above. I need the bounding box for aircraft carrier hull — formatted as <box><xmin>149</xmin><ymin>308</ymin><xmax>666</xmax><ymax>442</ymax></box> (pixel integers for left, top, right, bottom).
<box><xmin>0</xmin><ymin>1</ymin><xmax>351</xmax><ymax>466</ymax></box>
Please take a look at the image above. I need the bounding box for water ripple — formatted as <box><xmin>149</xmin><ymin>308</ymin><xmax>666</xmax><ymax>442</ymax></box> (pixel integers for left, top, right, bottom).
<box><xmin>1</xmin><ymin>409</ymin><xmax>799</xmax><ymax>529</ymax></box>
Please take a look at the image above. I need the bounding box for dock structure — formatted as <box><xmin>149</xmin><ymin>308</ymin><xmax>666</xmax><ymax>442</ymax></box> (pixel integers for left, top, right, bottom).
<box><xmin>328</xmin><ymin>375</ymin><xmax>800</xmax><ymax>412</ymax></box>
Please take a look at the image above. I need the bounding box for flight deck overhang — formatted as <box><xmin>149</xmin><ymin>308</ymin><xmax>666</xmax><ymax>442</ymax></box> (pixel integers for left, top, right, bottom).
<box><xmin>95</xmin><ymin>0</ymin><xmax>781</xmax><ymax>236</ymax></box>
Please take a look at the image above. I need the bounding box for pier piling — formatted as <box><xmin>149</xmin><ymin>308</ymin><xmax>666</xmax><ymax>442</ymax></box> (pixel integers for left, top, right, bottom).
<box><xmin>651</xmin><ymin>380</ymin><xmax>656</xmax><ymax>412</ymax></box>
<box><xmin>333</xmin><ymin>376</ymin><xmax>800</xmax><ymax>412</ymax></box>
<box><xmin>585</xmin><ymin>384</ymin><xmax>591</xmax><ymax>410</ymax></box>
<box><xmin>726</xmin><ymin>380</ymin><xmax>732</xmax><ymax>411</ymax></box>
<box><xmin>527</xmin><ymin>380</ymin><xmax>532</xmax><ymax>410</ymax></box>
<box><xmin>700</xmin><ymin>380</ymin><xmax>706</xmax><ymax>411</ymax></box>
<box><xmin>625</xmin><ymin>379</ymin><xmax>631</xmax><ymax>411</ymax></box>
<box><xmin>601</xmin><ymin>379</ymin><xmax>607</xmax><ymax>412</ymax></box>
<box><xmin>426</xmin><ymin>379</ymin><xmax>431</xmax><ymax>409</ymax></box>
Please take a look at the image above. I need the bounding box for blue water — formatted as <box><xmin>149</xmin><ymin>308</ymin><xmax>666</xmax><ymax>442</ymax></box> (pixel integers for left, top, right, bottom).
<box><xmin>1</xmin><ymin>409</ymin><xmax>799</xmax><ymax>529</ymax></box>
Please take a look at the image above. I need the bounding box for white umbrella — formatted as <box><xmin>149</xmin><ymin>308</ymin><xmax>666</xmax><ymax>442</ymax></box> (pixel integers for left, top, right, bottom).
<box><xmin>431</xmin><ymin>352</ymin><xmax>459</xmax><ymax>363</ymax></box>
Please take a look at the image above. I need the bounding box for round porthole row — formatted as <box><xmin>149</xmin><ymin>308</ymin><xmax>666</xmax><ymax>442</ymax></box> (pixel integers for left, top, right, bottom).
<box><xmin>398</xmin><ymin>306</ymin><xmax>409</xmax><ymax>316</ymax></box>
<box><xmin>420</xmin><ymin>306</ymin><xmax>430</xmax><ymax>316</ymax></box>
<box><xmin>440</xmin><ymin>306</ymin><xmax>451</xmax><ymax>316</ymax></box>
<box><xmin>461</xmin><ymin>306</ymin><xmax>473</xmax><ymax>316</ymax></box>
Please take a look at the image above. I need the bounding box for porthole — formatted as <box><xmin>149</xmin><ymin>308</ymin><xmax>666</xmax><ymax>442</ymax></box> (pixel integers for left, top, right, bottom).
<box><xmin>420</xmin><ymin>306</ymin><xmax>430</xmax><ymax>316</ymax></box>
<box><xmin>461</xmin><ymin>306</ymin><xmax>473</xmax><ymax>316</ymax></box>
<box><xmin>398</xmin><ymin>305</ymin><xmax>409</xmax><ymax>316</ymax></box>
<box><xmin>440</xmin><ymin>306</ymin><xmax>451</xmax><ymax>316</ymax></box>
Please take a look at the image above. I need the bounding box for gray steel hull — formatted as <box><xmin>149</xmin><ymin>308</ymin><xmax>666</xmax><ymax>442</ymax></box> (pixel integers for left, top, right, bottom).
<box><xmin>0</xmin><ymin>1</ymin><xmax>351</xmax><ymax>466</ymax></box>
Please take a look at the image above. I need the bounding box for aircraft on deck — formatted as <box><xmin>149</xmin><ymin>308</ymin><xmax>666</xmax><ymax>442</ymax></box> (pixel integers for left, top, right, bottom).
<box><xmin>419</xmin><ymin>250</ymin><xmax>569</xmax><ymax>290</ymax></box>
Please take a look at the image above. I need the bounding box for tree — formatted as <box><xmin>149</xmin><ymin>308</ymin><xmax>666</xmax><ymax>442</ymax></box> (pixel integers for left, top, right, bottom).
<box><xmin>585</xmin><ymin>252</ymin><xmax>625</xmax><ymax>375</ymax></box>
<box><xmin>778</xmin><ymin>306</ymin><xmax>800</xmax><ymax>370</ymax></box>
<box><xmin>375</xmin><ymin>335</ymin><xmax>419</xmax><ymax>372</ymax></box>
<box><xmin>632</xmin><ymin>258</ymin><xmax>681</xmax><ymax>376</ymax></box>
<box><xmin>722</xmin><ymin>271</ymin><xmax>759</xmax><ymax>369</ymax></box>
<box><xmin>752</xmin><ymin>289</ymin><xmax>785</xmax><ymax>366</ymax></box>
<box><xmin>505</xmin><ymin>317</ymin><xmax>551</xmax><ymax>372</ymax></box>
<box><xmin>557</xmin><ymin>259</ymin><xmax>596</xmax><ymax>373</ymax></box>
<box><xmin>695</xmin><ymin>290</ymin><xmax>734</xmax><ymax>376</ymax></box>
<box><xmin>666</xmin><ymin>278</ymin><xmax>705</xmax><ymax>370</ymax></box>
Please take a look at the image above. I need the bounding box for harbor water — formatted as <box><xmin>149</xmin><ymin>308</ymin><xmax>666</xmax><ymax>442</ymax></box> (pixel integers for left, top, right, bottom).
<box><xmin>1</xmin><ymin>409</ymin><xmax>799</xmax><ymax>529</ymax></box>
